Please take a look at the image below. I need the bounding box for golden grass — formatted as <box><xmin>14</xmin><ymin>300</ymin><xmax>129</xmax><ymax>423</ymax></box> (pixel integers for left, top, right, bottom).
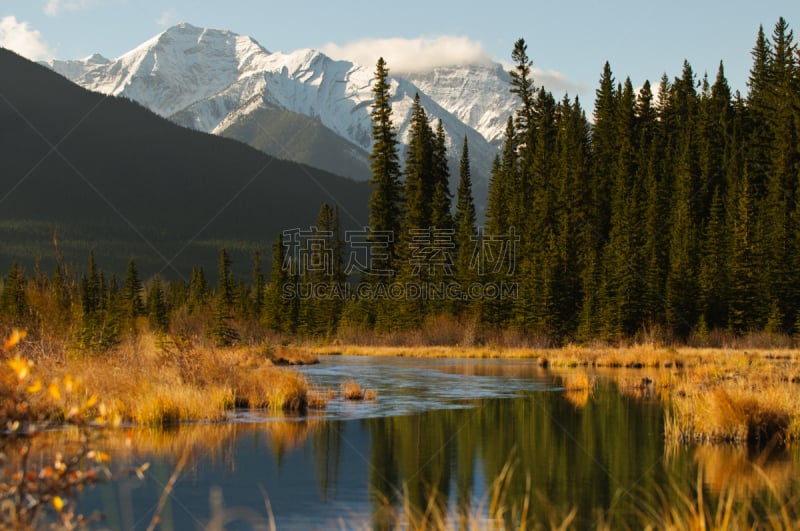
<box><xmin>32</xmin><ymin>332</ymin><xmax>315</xmax><ymax>426</ymax></box>
<box><xmin>340</xmin><ymin>380</ymin><xmax>377</xmax><ymax>401</ymax></box>
<box><xmin>666</xmin><ymin>381</ymin><xmax>799</xmax><ymax>444</ymax></box>
<box><xmin>307</xmin><ymin>387</ymin><xmax>336</xmax><ymax>409</ymax></box>
<box><xmin>233</xmin><ymin>367</ymin><xmax>308</xmax><ymax>410</ymax></box>
<box><xmin>267</xmin><ymin>345</ymin><xmax>319</xmax><ymax>365</ymax></box>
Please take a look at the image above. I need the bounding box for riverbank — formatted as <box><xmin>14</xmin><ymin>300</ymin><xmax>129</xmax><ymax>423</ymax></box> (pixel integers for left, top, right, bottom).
<box><xmin>10</xmin><ymin>335</ymin><xmax>800</xmax><ymax>442</ymax></box>
<box><xmin>311</xmin><ymin>343</ymin><xmax>800</xmax><ymax>443</ymax></box>
<box><xmin>12</xmin><ymin>333</ymin><xmax>324</xmax><ymax>426</ymax></box>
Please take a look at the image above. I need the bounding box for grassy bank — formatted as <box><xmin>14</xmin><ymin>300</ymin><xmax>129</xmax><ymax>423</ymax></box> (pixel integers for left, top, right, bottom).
<box><xmin>11</xmin><ymin>333</ymin><xmax>800</xmax><ymax>441</ymax></box>
<box><xmin>19</xmin><ymin>333</ymin><xmax>323</xmax><ymax>426</ymax></box>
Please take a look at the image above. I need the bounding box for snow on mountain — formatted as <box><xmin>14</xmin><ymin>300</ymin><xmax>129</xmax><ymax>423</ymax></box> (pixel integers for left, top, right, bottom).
<box><xmin>58</xmin><ymin>23</ymin><xmax>273</xmax><ymax>118</ymax></box>
<box><xmin>45</xmin><ymin>52</ymin><xmax>110</xmax><ymax>81</ymax></box>
<box><xmin>400</xmin><ymin>64</ymin><xmax>517</xmax><ymax>147</ymax></box>
<box><xmin>45</xmin><ymin>23</ymin><xmax>512</xmax><ymax>206</ymax></box>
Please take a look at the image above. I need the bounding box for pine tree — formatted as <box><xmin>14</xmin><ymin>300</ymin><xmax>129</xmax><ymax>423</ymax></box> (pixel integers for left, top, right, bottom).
<box><xmin>403</xmin><ymin>93</ymin><xmax>434</xmax><ymax>233</ymax></box>
<box><xmin>509</xmin><ymin>38</ymin><xmax>536</xmax><ymax>155</ymax></box>
<box><xmin>251</xmin><ymin>251</ymin><xmax>265</xmax><ymax>319</ymax></box>
<box><xmin>367</xmin><ymin>57</ymin><xmax>404</xmax><ymax>330</ymax></box>
<box><xmin>76</xmin><ymin>251</ymin><xmax>119</xmax><ymax>351</ymax></box>
<box><xmin>578</xmin><ymin>62</ymin><xmax>617</xmax><ymax>338</ymax></box>
<box><xmin>368</xmin><ymin>57</ymin><xmax>403</xmax><ymax>272</ymax></box>
<box><xmin>210</xmin><ymin>291</ymin><xmax>240</xmax><ymax>347</ymax></box>
<box><xmin>543</xmin><ymin>95</ymin><xmax>592</xmax><ymax>337</ymax></box>
<box><xmin>485</xmin><ymin>118</ymin><xmax>518</xmax><ymax>237</ymax></box>
<box><xmin>211</xmin><ymin>248</ymin><xmax>239</xmax><ymax>346</ymax></box>
<box><xmin>217</xmin><ymin>248</ymin><xmax>235</xmax><ymax>312</ymax></box>
<box><xmin>0</xmin><ymin>262</ymin><xmax>28</xmax><ymax>326</ymax></box>
<box><xmin>454</xmin><ymin>136</ymin><xmax>477</xmax><ymax>262</ymax></box>
<box><xmin>50</xmin><ymin>263</ymin><xmax>71</xmax><ymax>330</ymax></box>
<box><xmin>454</xmin><ymin>136</ymin><xmax>478</xmax><ymax>311</ymax></box>
<box><xmin>698</xmin><ymin>188</ymin><xmax>728</xmax><ymax>330</ymax></box>
<box><xmin>187</xmin><ymin>266</ymin><xmax>210</xmax><ymax>313</ymax></box>
<box><xmin>728</xmin><ymin>167</ymin><xmax>764</xmax><ymax>332</ymax></box>
<box><xmin>430</xmin><ymin>120</ymin><xmax>454</xmax><ymax>231</ymax></box>
<box><xmin>264</xmin><ymin>233</ymin><xmax>298</xmax><ymax>334</ymax></box>
<box><xmin>146</xmin><ymin>276</ymin><xmax>169</xmax><ymax>333</ymax></box>
<box><xmin>599</xmin><ymin>78</ymin><xmax>643</xmax><ymax>338</ymax></box>
<box><xmin>123</xmin><ymin>257</ymin><xmax>144</xmax><ymax>328</ymax></box>
<box><xmin>300</xmin><ymin>204</ymin><xmax>345</xmax><ymax>337</ymax></box>
<box><xmin>762</xmin><ymin>17</ymin><xmax>798</xmax><ymax>331</ymax></box>
<box><xmin>746</xmin><ymin>24</ymin><xmax>774</xmax><ymax>197</ymax></box>
<box><xmin>519</xmin><ymin>87</ymin><xmax>558</xmax><ymax>334</ymax></box>
<box><xmin>590</xmin><ymin>62</ymin><xmax>617</xmax><ymax>239</ymax></box>
<box><xmin>664</xmin><ymin>138</ymin><xmax>699</xmax><ymax>338</ymax></box>
<box><xmin>77</xmin><ymin>252</ymin><xmax>101</xmax><ymax>350</ymax></box>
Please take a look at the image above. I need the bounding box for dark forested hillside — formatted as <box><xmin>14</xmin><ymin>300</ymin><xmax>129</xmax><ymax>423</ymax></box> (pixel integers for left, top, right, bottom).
<box><xmin>0</xmin><ymin>47</ymin><xmax>370</xmax><ymax>278</ymax></box>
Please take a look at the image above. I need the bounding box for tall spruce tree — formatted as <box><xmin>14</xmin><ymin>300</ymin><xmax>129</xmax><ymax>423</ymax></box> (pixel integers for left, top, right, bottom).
<box><xmin>403</xmin><ymin>93</ymin><xmax>434</xmax><ymax>233</ymax></box>
<box><xmin>264</xmin><ymin>233</ymin><xmax>298</xmax><ymax>334</ymax></box>
<box><xmin>146</xmin><ymin>276</ymin><xmax>169</xmax><ymax>333</ymax></box>
<box><xmin>251</xmin><ymin>251</ymin><xmax>265</xmax><ymax>318</ymax></box>
<box><xmin>217</xmin><ymin>248</ymin><xmax>235</xmax><ymax>311</ymax></box>
<box><xmin>123</xmin><ymin>257</ymin><xmax>144</xmax><ymax>328</ymax></box>
<box><xmin>430</xmin><ymin>120</ymin><xmax>454</xmax><ymax>231</ymax></box>
<box><xmin>211</xmin><ymin>248</ymin><xmax>239</xmax><ymax>346</ymax></box>
<box><xmin>367</xmin><ymin>57</ymin><xmax>404</xmax><ymax>330</ymax></box>
<box><xmin>509</xmin><ymin>38</ymin><xmax>536</xmax><ymax>156</ymax></box>
<box><xmin>486</xmin><ymin>118</ymin><xmax>518</xmax><ymax>237</ymax></box>
<box><xmin>368</xmin><ymin>57</ymin><xmax>403</xmax><ymax>272</ymax></box>
<box><xmin>454</xmin><ymin>136</ymin><xmax>477</xmax><ymax>311</ymax></box>
<box><xmin>762</xmin><ymin>17</ymin><xmax>798</xmax><ymax>331</ymax></box>
<box><xmin>299</xmin><ymin>204</ymin><xmax>345</xmax><ymax>337</ymax></box>
<box><xmin>599</xmin><ymin>78</ymin><xmax>643</xmax><ymax>338</ymax></box>
<box><xmin>187</xmin><ymin>266</ymin><xmax>210</xmax><ymax>314</ymax></box>
<box><xmin>578</xmin><ymin>62</ymin><xmax>617</xmax><ymax>338</ymax></box>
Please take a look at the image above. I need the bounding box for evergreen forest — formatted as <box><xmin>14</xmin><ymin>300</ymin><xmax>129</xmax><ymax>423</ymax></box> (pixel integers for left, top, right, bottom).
<box><xmin>2</xmin><ymin>18</ymin><xmax>800</xmax><ymax>347</ymax></box>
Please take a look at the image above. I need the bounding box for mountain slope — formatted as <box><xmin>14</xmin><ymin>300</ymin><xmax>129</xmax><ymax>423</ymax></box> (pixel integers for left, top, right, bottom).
<box><xmin>399</xmin><ymin>64</ymin><xmax>516</xmax><ymax>147</ymax></box>
<box><xmin>45</xmin><ymin>23</ymin><xmax>508</xmax><ymax>206</ymax></box>
<box><xmin>0</xmin><ymin>47</ymin><xmax>370</xmax><ymax>278</ymax></box>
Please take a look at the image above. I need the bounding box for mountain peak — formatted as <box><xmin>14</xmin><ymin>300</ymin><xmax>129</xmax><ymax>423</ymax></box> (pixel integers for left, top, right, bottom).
<box><xmin>83</xmin><ymin>52</ymin><xmax>110</xmax><ymax>64</ymax></box>
<box><xmin>152</xmin><ymin>22</ymin><xmax>270</xmax><ymax>55</ymax></box>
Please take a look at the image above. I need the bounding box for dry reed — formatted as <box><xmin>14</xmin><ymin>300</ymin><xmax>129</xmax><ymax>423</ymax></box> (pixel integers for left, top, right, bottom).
<box><xmin>340</xmin><ymin>380</ymin><xmax>377</xmax><ymax>401</ymax></box>
<box><xmin>35</xmin><ymin>332</ymin><xmax>314</xmax><ymax>426</ymax></box>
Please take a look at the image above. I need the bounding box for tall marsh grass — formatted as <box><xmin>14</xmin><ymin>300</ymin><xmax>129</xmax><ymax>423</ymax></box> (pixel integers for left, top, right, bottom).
<box><xmin>33</xmin><ymin>332</ymin><xmax>315</xmax><ymax>425</ymax></box>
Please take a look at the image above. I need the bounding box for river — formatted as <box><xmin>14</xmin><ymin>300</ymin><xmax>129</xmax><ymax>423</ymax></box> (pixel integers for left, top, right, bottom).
<box><xmin>75</xmin><ymin>355</ymin><xmax>799</xmax><ymax>529</ymax></box>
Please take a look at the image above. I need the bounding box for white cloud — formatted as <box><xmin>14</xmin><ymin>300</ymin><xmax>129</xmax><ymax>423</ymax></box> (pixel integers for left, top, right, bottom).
<box><xmin>324</xmin><ymin>35</ymin><xmax>586</xmax><ymax>98</ymax></box>
<box><xmin>0</xmin><ymin>16</ymin><xmax>53</xmax><ymax>60</ymax></box>
<box><xmin>156</xmin><ymin>8</ymin><xmax>178</xmax><ymax>27</ymax></box>
<box><xmin>320</xmin><ymin>35</ymin><xmax>494</xmax><ymax>73</ymax></box>
<box><xmin>532</xmin><ymin>67</ymin><xmax>590</xmax><ymax>98</ymax></box>
<box><xmin>43</xmin><ymin>0</ymin><xmax>92</xmax><ymax>16</ymax></box>
<box><xmin>500</xmin><ymin>60</ymin><xmax>588</xmax><ymax>99</ymax></box>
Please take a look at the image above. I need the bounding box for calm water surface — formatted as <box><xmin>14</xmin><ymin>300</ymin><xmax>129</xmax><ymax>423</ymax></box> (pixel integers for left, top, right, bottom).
<box><xmin>77</xmin><ymin>356</ymin><xmax>799</xmax><ymax>529</ymax></box>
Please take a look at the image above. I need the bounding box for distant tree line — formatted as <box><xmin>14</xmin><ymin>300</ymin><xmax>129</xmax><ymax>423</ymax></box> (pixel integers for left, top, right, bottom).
<box><xmin>1</xmin><ymin>18</ymin><xmax>799</xmax><ymax>347</ymax></box>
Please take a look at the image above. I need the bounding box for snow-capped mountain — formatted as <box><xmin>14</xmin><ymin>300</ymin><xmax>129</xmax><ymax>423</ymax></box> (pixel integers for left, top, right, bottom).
<box><xmin>400</xmin><ymin>64</ymin><xmax>517</xmax><ymax>147</ymax></box>
<box><xmin>45</xmin><ymin>23</ymin><xmax>515</xmax><ymax>206</ymax></box>
<box><xmin>45</xmin><ymin>52</ymin><xmax>110</xmax><ymax>81</ymax></box>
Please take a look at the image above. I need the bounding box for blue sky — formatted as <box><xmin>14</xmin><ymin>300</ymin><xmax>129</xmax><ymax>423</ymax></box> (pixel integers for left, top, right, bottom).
<box><xmin>2</xmin><ymin>0</ymin><xmax>799</xmax><ymax>108</ymax></box>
